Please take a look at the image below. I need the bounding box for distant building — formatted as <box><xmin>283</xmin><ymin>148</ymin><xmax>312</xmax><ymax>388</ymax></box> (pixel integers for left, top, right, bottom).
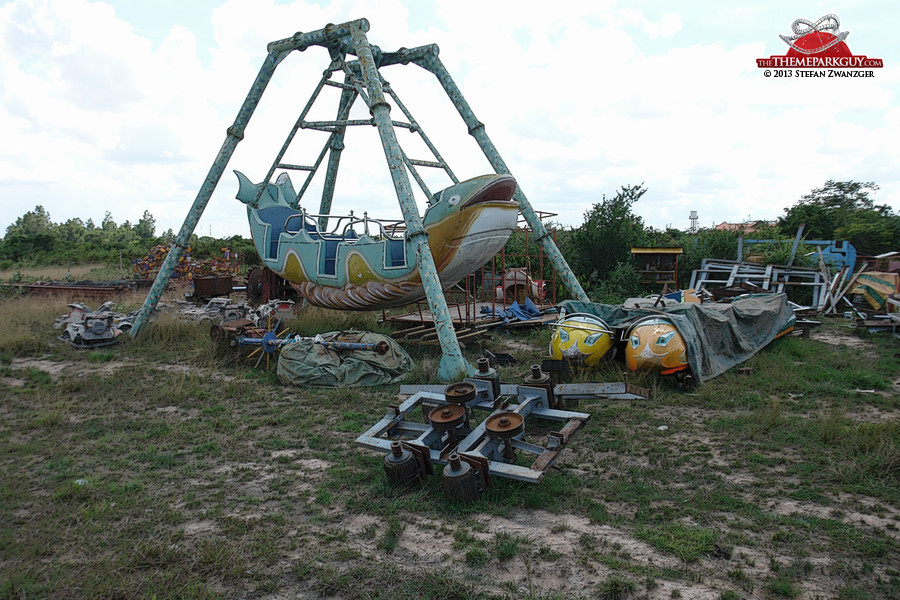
<box><xmin>714</xmin><ymin>220</ymin><xmax>776</xmax><ymax>233</ymax></box>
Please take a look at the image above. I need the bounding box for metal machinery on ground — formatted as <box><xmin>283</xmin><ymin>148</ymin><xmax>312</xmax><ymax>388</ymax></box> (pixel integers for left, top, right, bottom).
<box><xmin>245</xmin><ymin>267</ymin><xmax>296</xmax><ymax>306</ymax></box>
<box><xmin>129</xmin><ymin>18</ymin><xmax>588</xmax><ymax>381</ymax></box>
<box><xmin>357</xmin><ymin>362</ymin><xmax>647</xmax><ymax>500</ymax></box>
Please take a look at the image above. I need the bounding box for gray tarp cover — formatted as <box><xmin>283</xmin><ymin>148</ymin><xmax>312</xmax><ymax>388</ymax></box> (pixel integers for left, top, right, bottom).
<box><xmin>277</xmin><ymin>331</ymin><xmax>414</xmax><ymax>387</ymax></box>
<box><xmin>558</xmin><ymin>294</ymin><xmax>795</xmax><ymax>383</ymax></box>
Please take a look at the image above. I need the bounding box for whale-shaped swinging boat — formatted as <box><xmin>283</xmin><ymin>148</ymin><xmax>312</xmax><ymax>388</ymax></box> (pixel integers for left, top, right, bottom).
<box><xmin>236</xmin><ymin>171</ymin><xmax>519</xmax><ymax>310</ymax></box>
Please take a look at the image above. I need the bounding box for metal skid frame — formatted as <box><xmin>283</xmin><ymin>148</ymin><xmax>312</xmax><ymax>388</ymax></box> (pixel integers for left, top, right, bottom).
<box><xmin>356</xmin><ymin>379</ymin><xmax>591</xmax><ymax>484</ymax></box>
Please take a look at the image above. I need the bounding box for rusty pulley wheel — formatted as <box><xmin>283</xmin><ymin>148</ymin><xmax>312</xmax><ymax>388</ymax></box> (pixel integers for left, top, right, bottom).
<box><xmin>428</xmin><ymin>404</ymin><xmax>467</xmax><ymax>430</ymax></box>
<box><xmin>246</xmin><ymin>268</ymin><xmax>268</xmax><ymax>306</ymax></box>
<box><xmin>210</xmin><ymin>324</ymin><xmax>230</xmax><ymax>348</ymax></box>
<box><xmin>444</xmin><ymin>381</ymin><xmax>477</xmax><ymax>404</ymax></box>
<box><xmin>485</xmin><ymin>412</ymin><xmax>525</xmax><ymax>439</ymax></box>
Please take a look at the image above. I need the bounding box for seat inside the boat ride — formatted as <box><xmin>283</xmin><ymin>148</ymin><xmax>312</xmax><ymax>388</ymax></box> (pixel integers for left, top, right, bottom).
<box><xmin>257</xmin><ymin>206</ymin><xmax>297</xmax><ymax>260</ymax></box>
<box><xmin>278</xmin><ymin>213</ymin><xmax>407</xmax><ymax>275</ymax></box>
<box><xmin>281</xmin><ymin>214</ymin><xmax>360</xmax><ymax>276</ymax></box>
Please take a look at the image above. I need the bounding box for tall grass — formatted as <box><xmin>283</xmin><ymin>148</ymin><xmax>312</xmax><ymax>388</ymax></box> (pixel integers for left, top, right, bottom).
<box><xmin>0</xmin><ymin>296</ymin><xmax>69</xmax><ymax>356</ymax></box>
<box><xmin>0</xmin><ymin>263</ymin><xmax>122</xmax><ymax>282</ymax></box>
<box><xmin>286</xmin><ymin>306</ymin><xmax>390</xmax><ymax>336</ymax></box>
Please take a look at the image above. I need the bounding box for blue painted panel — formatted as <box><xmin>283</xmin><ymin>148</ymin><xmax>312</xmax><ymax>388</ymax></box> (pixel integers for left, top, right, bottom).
<box><xmin>257</xmin><ymin>206</ymin><xmax>298</xmax><ymax>260</ymax></box>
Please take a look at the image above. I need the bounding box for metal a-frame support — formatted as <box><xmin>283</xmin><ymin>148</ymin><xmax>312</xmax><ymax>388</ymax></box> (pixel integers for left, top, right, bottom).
<box><xmin>129</xmin><ymin>18</ymin><xmax>588</xmax><ymax>381</ymax></box>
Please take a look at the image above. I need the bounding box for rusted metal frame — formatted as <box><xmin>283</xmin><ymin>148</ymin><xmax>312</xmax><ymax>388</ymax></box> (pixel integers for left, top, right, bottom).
<box><xmin>400</xmin><ymin>441</ymin><xmax>434</xmax><ymax>477</ymax></box>
<box><xmin>291</xmin><ymin>134</ymin><xmax>337</xmax><ymax>206</ymax></box>
<box><xmin>454</xmin><ymin>386</ymin><xmax>590</xmax><ymax>482</ymax></box>
<box><xmin>302</xmin><ymin>118</ymin><xmax>416</xmax><ymax>130</ymax></box>
<box><xmin>132</xmin><ymin>21</ymin><xmax>371</xmax><ymax>337</ymax></box>
<box><xmin>407</xmin><ymin>158</ymin><xmax>444</xmax><ymax>168</ymax></box>
<box><xmin>531</xmin><ymin>419</ymin><xmax>586</xmax><ymax>471</ymax></box>
<box><xmin>319</xmin><ymin>77</ymin><xmax>357</xmax><ymax>228</ymax></box>
<box><xmin>349</xmin><ymin>23</ymin><xmax>471</xmax><ymax>381</ymax></box>
<box><xmin>374</xmin><ymin>43</ymin><xmax>441</xmax><ymax>68</ymax></box>
<box><xmin>413</xmin><ymin>53</ymin><xmax>589</xmax><ymax>303</ymax></box>
<box><xmin>371</xmin><ymin>77</ymin><xmax>439</xmax><ymax>201</ymax></box>
<box><xmin>399</xmin><ymin>382</ymin><xmax>649</xmax><ymax>401</ymax></box>
<box><xmin>130</xmin><ymin>47</ymin><xmax>290</xmax><ymax>337</ymax></box>
<box><xmin>276</xmin><ymin>163</ymin><xmax>316</xmax><ymax>172</ymax></box>
<box><xmin>383</xmin><ymin>82</ymin><xmax>458</xmax><ymax>185</ymax></box>
<box><xmin>359</xmin><ymin>383</ymin><xmax>590</xmax><ymax>483</ymax></box>
<box><xmin>338</xmin><ymin>63</ymin><xmax>371</xmax><ymax>107</ymax></box>
<box><xmin>357</xmin><ymin>391</ymin><xmax>446</xmax><ymax>452</ymax></box>
<box><xmin>323</xmin><ymin>79</ymin><xmax>357</xmax><ymax>91</ymax></box>
<box><xmin>332</xmin><ymin>79</ymin><xmax>435</xmax><ymax>202</ymax></box>
<box><xmin>299</xmin><ymin>120</ymin><xmax>366</xmax><ymax>131</ymax></box>
<box><xmin>317</xmin><ymin>51</ymin><xmax>374</xmax><ymax>228</ymax></box>
<box><xmin>265</xmin><ymin>19</ymin><xmax>367</xmax><ymax>54</ymax></box>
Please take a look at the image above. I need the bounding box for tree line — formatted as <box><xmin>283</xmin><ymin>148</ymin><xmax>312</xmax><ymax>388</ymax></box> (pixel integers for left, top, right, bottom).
<box><xmin>0</xmin><ymin>208</ymin><xmax>257</xmax><ymax>271</ymax></box>
<box><xmin>2</xmin><ymin>180</ymin><xmax>897</xmax><ymax>301</ymax></box>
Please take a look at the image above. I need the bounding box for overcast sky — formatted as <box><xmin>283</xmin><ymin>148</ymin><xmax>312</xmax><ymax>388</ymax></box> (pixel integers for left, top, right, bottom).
<box><xmin>1</xmin><ymin>0</ymin><xmax>898</xmax><ymax>239</ymax></box>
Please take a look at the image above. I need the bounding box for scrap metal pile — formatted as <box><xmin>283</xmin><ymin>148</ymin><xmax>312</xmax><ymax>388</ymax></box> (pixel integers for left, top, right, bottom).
<box><xmin>133</xmin><ymin>245</ymin><xmax>242</xmax><ymax>281</ymax></box>
<box><xmin>54</xmin><ymin>301</ymin><xmax>138</xmax><ymax>348</ymax></box>
<box><xmin>193</xmin><ymin>248</ymin><xmax>242</xmax><ymax>277</ymax></box>
<box><xmin>132</xmin><ymin>244</ymin><xmax>194</xmax><ymax>280</ymax></box>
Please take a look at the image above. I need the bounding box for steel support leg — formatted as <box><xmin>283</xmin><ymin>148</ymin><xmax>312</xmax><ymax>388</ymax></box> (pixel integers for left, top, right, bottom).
<box><xmin>350</xmin><ymin>23</ymin><xmax>472</xmax><ymax>381</ymax></box>
<box><xmin>129</xmin><ymin>49</ymin><xmax>288</xmax><ymax>336</ymax></box>
<box><xmin>318</xmin><ymin>83</ymin><xmax>356</xmax><ymax>230</ymax></box>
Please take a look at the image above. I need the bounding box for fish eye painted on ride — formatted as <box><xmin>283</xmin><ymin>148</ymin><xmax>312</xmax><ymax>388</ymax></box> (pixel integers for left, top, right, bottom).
<box><xmin>624</xmin><ymin>316</ymin><xmax>688</xmax><ymax>375</ymax></box>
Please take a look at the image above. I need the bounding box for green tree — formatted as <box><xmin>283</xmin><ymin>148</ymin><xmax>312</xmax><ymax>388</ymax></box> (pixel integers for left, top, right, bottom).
<box><xmin>569</xmin><ymin>184</ymin><xmax>649</xmax><ymax>289</ymax></box>
<box><xmin>57</xmin><ymin>218</ymin><xmax>86</xmax><ymax>243</ymax></box>
<box><xmin>1</xmin><ymin>206</ymin><xmax>59</xmax><ymax>262</ymax></box>
<box><xmin>101</xmin><ymin>211</ymin><xmax>117</xmax><ymax>231</ymax></box>
<box><xmin>676</xmin><ymin>228</ymin><xmax>740</xmax><ymax>287</ymax></box>
<box><xmin>778</xmin><ymin>180</ymin><xmax>900</xmax><ymax>254</ymax></box>
<box><xmin>5</xmin><ymin>205</ymin><xmax>54</xmax><ymax>238</ymax></box>
<box><xmin>135</xmin><ymin>210</ymin><xmax>156</xmax><ymax>240</ymax></box>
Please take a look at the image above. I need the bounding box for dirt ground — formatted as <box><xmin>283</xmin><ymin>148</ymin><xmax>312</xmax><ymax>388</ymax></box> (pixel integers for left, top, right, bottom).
<box><xmin>2</xmin><ymin>317</ymin><xmax>898</xmax><ymax>600</ymax></box>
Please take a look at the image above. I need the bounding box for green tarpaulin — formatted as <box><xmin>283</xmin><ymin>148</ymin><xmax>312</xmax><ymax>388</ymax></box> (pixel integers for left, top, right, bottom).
<box><xmin>277</xmin><ymin>330</ymin><xmax>414</xmax><ymax>387</ymax></box>
<box><xmin>558</xmin><ymin>294</ymin><xmax>795</xmax><ymax>384</ymax></box>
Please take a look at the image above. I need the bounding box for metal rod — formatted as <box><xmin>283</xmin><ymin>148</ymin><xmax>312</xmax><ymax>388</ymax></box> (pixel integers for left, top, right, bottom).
<box><xmin>266</xmin><ymin>19</ymin><xmax>368</xmax><ymax>54</ymax></box>
<box><xmin>320</xmin><ymin>82</ymin><xmax>357</xmax><ymax>229</ymax></box>
<box><xmin>276</xmin><ymin>163</ymin><xmax>316</xmax><ymax>171</ymax></box>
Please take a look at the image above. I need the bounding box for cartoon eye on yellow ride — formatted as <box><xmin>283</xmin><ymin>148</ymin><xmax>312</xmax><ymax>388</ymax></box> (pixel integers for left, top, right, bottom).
<box><xmin>624</xmin><ymin>316</ymin><xmax>688</xmax><ymax>375</ymax></box>
<box><xmin>549</xmin><ymin>313</ymin><xmax>615</xmax><ymax>367</ymax></box>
